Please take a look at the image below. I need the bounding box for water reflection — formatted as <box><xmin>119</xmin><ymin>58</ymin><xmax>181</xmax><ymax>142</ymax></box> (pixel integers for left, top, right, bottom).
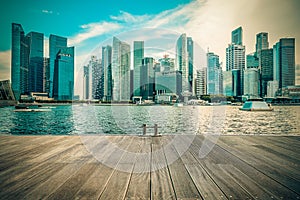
<box><xmin>0</xmin><ymin>105</ymin><xmax>299</xmax><ymax>135</ymax></box>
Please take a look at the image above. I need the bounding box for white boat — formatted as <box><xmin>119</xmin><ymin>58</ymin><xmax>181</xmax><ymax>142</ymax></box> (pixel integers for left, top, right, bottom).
<box><xmin>14</xmin><ymin>109</ymin><xmax>51</xmax><ymax>112</ymax></box>
<box><xmin>239</xmin><ymin>99</ymin><xmax>273</xmax><ymax>111</ymax></box>
<box><xmin>173</xmin><ymin>103</ymin><xmax>184</xmax><ymax>107</ymax></box>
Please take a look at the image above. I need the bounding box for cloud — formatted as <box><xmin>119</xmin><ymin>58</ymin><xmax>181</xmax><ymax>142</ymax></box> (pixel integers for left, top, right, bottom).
<box><xmin>69</xmin><ymin>22</ymin><xmax>122</xmax><ymax>46</ymax></box>
<box><xmin>0</xmin><ymin>50</ymin><xmax>11</xmax><ymax>80</ymax></box>
<box><xmin>110</xmin><ymin>11</ymin><xmax>150</xmax><ymax>24</ymax></box>
<box><xmin>42</xmin><ymin>9</ymin><xmax>53</xmax><ymax>14</ymax></box>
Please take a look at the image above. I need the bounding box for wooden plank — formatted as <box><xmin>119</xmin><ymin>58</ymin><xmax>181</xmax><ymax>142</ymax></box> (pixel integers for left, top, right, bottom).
<box><xmin>98</xmin><ymin>136</ymin><xmax>137</xmax><ymax>200</ymax></box>
<box><xmin>125</xmin><ymin>136</ymin><xmax>151</xmax><ymax>199</ymax></box>
<box><xmin>192</xmin><ymin>136</ymin><xmax>300</xmax><ymax>199</ymax></box>
<box><xmin>150</xmin><ymin>136</ymin><xmax>176</xmax><ymax>200</ymax></box>
<box><xmin>217</xmin><ymin>136</ymin><xmax>300</xmax><ymax>194</ymax></box>
<box><xmin>164</xmin><ymin>140</ymin><xmax>201</xmax><ymax>199</ymax></box>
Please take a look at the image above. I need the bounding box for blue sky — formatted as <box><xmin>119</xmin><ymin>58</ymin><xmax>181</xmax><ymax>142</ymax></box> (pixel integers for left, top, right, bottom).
<box><xmin>1</xmin><ymin>0</ymin><xmax>299</xmax><ymax>90</ymax></box>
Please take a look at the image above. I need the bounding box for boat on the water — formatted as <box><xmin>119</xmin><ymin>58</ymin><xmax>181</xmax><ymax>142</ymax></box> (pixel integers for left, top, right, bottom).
<box><xmin>14</xmin><ymin>103</ymin><xmax>52</xmax><ymax>112</ymax></box>
<box><xmin>14</xmin><ymin>109</ymin><xmax>51</xmax><ymax>112</ymax></box>
<box><xmin>239</xmin><ymin>99</ymin><xmax>273</xmax><ymax>111</ymax></box>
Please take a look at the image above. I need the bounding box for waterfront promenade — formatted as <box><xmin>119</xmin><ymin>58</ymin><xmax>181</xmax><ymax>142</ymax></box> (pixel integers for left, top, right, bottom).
<box><xmin>0</xmin><ymin>134</ymin><xmax>299</xmax><ymax>199</ymax></box>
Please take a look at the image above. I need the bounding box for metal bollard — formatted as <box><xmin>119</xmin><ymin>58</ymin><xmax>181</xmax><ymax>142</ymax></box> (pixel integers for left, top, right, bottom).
<box><xmin>142</xmin><ymin>124</ymin><xmax>147</xmax><ymax>135</ymax></box>
<box><xmin>154</xmin><ymin>124</ymin><xmax>158</xmax><ymax>136</ymax></box>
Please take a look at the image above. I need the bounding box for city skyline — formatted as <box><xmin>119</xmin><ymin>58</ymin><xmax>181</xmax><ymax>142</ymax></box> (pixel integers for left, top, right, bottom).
<box><xmin>1</xmin><ymin>0</ymin><xmax>299</xmax><ymax>81</ymax></box>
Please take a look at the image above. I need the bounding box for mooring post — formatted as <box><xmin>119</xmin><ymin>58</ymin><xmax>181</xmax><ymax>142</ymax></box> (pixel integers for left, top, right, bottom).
<box><xmin>154</xmin><ymin>124</ymin><xmax>158</xmax><ymax>136</ymax></box>
<box><xmin>143</xmin><ymin>124</ymin><xmax>147</xmax><ymax>135</ymax></box>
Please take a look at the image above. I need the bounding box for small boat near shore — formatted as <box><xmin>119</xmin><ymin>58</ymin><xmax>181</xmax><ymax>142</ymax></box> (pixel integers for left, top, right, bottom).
<box><xmin>14</xmin><ymin>103</ymin><xmax>52</xmax><ymax>112</ymax></box>
<box><xmin>14</xmin><ymin>109</ymin><xmax>51</xmax><ymax>112</ymax></box>
<box><xmin>239</xmin><ymin>99</ymin><xmax>273</xmax><ymax>111</ymax></box>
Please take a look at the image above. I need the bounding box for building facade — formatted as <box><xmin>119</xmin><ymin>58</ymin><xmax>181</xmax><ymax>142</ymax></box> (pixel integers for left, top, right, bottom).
<box><xmin>244</xmin><ymin>68</ymin><xmax>259</xmax><ymax>97</ymax></box>
<box><xmin>49</xmin><ymin>34</ymin><xmax>67</xmax><ymax>98</ymax></box>
<box><xmin>231</xmin><ymin>27</ymin><xmax>242</xmax><ymax>45</ymax></box>
<box><xmin>176</xmin><ymin>33</ymin><xmax>193</xmax><ymax>93</ymax></box>
<box><xmin>207</xmin><ymin>52</ymin><xmax>222</xmax><ymax>95</ymax></box>
<box><xmin>133</xmin><ymin>41</ymin><xmax>144</xmax><ymax>97</ymax></box>
<box><xmin>260</xmin><ymin>48</ymin><xmax>273</xmax><ymax>97</ymax></box>
<box><xmin>273</xmin><ymin>38</ymin><xmax>295</xmax><ymax>89</ymax></box>
<box><xmin>26</xmin><ymin>32</ymin><xmax>44</xmax><ymax>93</ymax></box>
<box><xmin>53</xmin><ymin>47</ymin><xmax>74</xmax><ymax>100</ymax></box>
<box><xmin>11</xmin><ymin>23</ymin><xmax>27</xmax><ymax>100</ymax></box>
<box><xmin>195</xmin><ymin>68</ymin><xmax>206</xmax><ymax>98</ymax></box>
<box><xmin>140</xmin><ymin>57</ymin><xmax>155</xmax><ymax>100</ymax></box>
<box><xmin>102</xmin><ymin>45</ymin><xmax>112</xmax><ymax>101</ymax></box>
<box><xmin>112</xmin><ymin>37</ymin><xmax>131</xmax><ymax>101</ymax></box>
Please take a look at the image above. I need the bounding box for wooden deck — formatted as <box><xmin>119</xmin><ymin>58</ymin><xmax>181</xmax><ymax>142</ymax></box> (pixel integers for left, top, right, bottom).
<box><xmin>0</xmin><ymin>134</ymin><xmax>299</xmax><ymax>199</ymax></box>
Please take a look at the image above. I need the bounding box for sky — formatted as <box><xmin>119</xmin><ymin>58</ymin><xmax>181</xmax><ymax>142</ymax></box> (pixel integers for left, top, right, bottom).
<box><xmin>0</xmin><ymin>0</ymin><xmax>300</xmax><ymax>94</ymax></box>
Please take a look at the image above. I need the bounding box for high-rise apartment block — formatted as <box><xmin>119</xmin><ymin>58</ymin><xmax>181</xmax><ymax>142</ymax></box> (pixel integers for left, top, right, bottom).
<box><xmin>112</xmin><ymin>37</ymin><xmax>131</xmax><ymax>101</ymax></box>
<box><xmin>133</xmin><ymin>41</ymin><xmax>144</xmax><ymax>97</ymax></box>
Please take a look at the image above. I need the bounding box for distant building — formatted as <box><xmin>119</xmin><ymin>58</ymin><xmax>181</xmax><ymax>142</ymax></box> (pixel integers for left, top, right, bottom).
<box><xmin>176</xmin><ymin>33</ymin><xmax>193</xmax><ymax>93</ymax></box>
<box><xmin>26</xmin><ymin>32</ymin><xmax>44</xmax><ymax>94</ymax></box>
<box><xmin>226</xmin><ymin>44</ymin><xmax>245</xmax><ymax>96</ymax></box>
<box><xmin>102</xmin><ymin>45</ymin><xmax>112</xmax><ymax>101</ymax></box>
<box><xmin>112</xmin><ymin>37</ymin><xmax>131</xmax><ymax>101</ymax></box>
<box><xmin>0</xmin><ymin>80</ymin><xmax>15</xmax><ymax>101</ymax></box>
<box><xmin>53</xmin><ymin>47</ymin><xmax>74</xmax><ymax>100</ymax></box>
<box><xmin>207</xmin><ymin>52</ymin><xmax>222</xmax><ymax>95</ymax></box>
<box><xmin>83</xmin><ymin>66</ymin><xmax>89</xmax><ymax>100</ymax></box>
<box><xmin>141</xmin><ymin>57</ymin><xmax>155</xmax><ymax>100</ymax></box>
<box><xmin>260</xmin><ymin>48</ymin><xmax>273</xmax><ymax>97</ymax></box>
<box><xmin>223</xmin><ymin>70</ymin><xmax>232</xmax><ymax>96</ymax></box>
<box><xmin>267</xmin><ymin>80</ymin><xmax>279</xmax><ymax>97</ymax></box>
<box><xmin>43</xmin><ymin>57</ymin><xmax>50</xmax><ymax>93</ymax></box>
<box><xmin>49</xmin><ymin>34</ymin><xmax>67</xmax><ymax>98</ymax></box>
<box><xmin>195</xmin><ymin>68</ymin><xmax>206</xmax><ymax>98</ymax></box>
<box><xmin>232</xmin><ymin>69</ymin><xmax>241</xmax><ymax>97</ymax></box>
<box><xmin>244</xmin><ymin>68</ymin><xmax>259</xmax><ymax>97</ymax></box>
<box><xmin>11</xmin><ymin>23</ymin><xmax>28</xmax><ymax>100</ymax></box>
<box><xmin>273</xmin><ymin>38</ymin><xmax>295</xmax><ymax>89</ymax></box>
<box><xmin>155</xmin><ymin>70</ymin><xmax>182</xmax><ymax>97</ymax></box>
<box><xmin>246</xmin><ymin>53</ymin><xmax>259</xmax><ymax>69</ymax></box>
<box><xmin>231</xmin><ymin>27</ymin><xmax>243</xmax><ymax>45</ymax></box>
<box><xmin>158</xmin><ymin>54</ymin><xmax>175</xmax><ymax>72</ymax></box>
<box><xmin>133</xmin><ymin>41</ymin><xmax>144</xmax><ymax>97</ymax></box>
<box><xmin>256</xmin><ymin>32</ymin><xmax>269</xmax><ymax>53</ymax></box>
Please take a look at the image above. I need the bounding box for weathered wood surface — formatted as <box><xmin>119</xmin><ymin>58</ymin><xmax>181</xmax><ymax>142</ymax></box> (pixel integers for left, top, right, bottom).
<box><xmin>0</xmin><ymin>135</ymin><xmax>299</xmax><ymax>199</ymax></box>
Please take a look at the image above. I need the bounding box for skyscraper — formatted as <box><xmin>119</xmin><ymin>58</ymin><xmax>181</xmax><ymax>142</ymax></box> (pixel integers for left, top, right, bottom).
<box><xmin>11</xmin><ymin>23</ymin><xmax>27</xmax><ymax>100</ymax></box>
<box><xmin>244</xmin><ymin>68</ymin><xmax>259</xmax><ymax>97</ymax></box>
<box><xmin>226</xmin><ymin>43</ymin><xmax>245</xmax><ymax>96</ymax></box>
<box><xmin>133</xmin><ymin>41</ymin><xmax>144</xmax><ymax>97</ymax></box>
<box><xmin>231</xmin><ymin>27</ymin><xmax>243</xmax><ymax>45</ymax></box>
<box><xmin>102</xmin><ymin>45</ymin><xmax>112</xmax><ymax>101</ymax></box>
<box><xmin>91</xmin><ymin>56</ymin><xmax>102</xmax><ymax>100</ymax></box>
<box><xmin>83</xmin><ymin>66</ymin><xmax>89</xmax><ymax>100</ymax></box>
<box><xmin>53</xmin><ymin>47</ymin><xmax>74</xmax><ymax>100</ymax></box>
<box><xmin>43</xmin><ymin>57</ymin><xmax>50</xmax><ymax>93</ymax></box>
<box><xmin>260</xmin><ymin>49</ymin><xmax>273</xmax><ymax>97</ymax></box>
<box><xmin>176</xmin><ymin>33</ymin><xmax>193</xmax><ymax>93</ymax></box>
<box><xmin>195</xmin><ymin>68</ymin><xmax>206</xmax><ymax>98</ymax></box>
<box><xmin>49</xmin><ymin>34</ymin><xmax>67</xmax><ymax>97</ymax></box>
<box><xmin>26</xmin><ymin>32</ymin><xmax>44</xmax><ymax>93</ymax></box>
<box><xmin>256</xmin><ymin>32</ymin><xmax>269</xmax><ymax>53</ymax></box>
<box><xmin>141</xmin><ymin>57</ymin><xmax>155</xmax><ymax>100</ymax></box>
<box><xmin>207</xmin><ymin>52</ymin><xmax>222</xmax><ymax>95</ymax></box>
<box><xmin>273</xmin><ymin>38</ymin><xmax>295</xmax><ymax>89</ymax></box>
<box><xmin>187</xmin><ymin>37</ymin><xmax>194</xmax><ymax>92</ymax></box>
<box><xmin>112</xmin><ymin>37</ymin><xmax>131</xmax><ymax>101</ymax></box>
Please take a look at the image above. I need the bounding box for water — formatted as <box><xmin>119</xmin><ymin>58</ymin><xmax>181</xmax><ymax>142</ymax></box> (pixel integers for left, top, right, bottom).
<box><xmin>0</xmin><ymin>105</ymin><xmax>299</xmax><ymax>135</ymax></box>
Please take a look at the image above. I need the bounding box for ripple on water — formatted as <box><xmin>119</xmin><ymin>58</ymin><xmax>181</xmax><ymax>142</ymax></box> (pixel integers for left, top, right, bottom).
<box><xmin>0</xmin><ymin>105</ymin><xmax>299</xmax><ymax>135</ymax></box>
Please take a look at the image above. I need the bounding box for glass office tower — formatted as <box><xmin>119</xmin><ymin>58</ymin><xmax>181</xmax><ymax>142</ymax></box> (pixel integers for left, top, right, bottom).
<box><xmin>49</xmin><ymin>34</ymin><xmax>67</xmax><ymax>97</ymax></box>
<box><xmin>53</xmin><ymin>47</ymin><xmax>74</xmax><ymax>100</ymax></box>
